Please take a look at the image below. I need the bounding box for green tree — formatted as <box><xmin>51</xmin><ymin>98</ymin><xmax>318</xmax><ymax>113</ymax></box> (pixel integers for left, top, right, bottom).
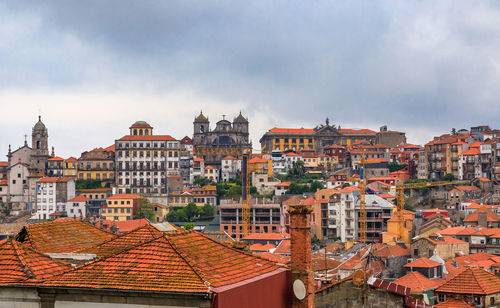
<box><xmin>404</xmin><ymin>203</ymin><xmax>416</xmax><ymax>212</ymax></box>
<box><xmin>193</xmin><ymin>177</ymin><xmax>210</xmax><ymax>187</ymax></box>
<box><xmin>388</xmin><ymin>162</ymin><xmax>407</xmax><ymax>173</ymax></box>
<box><xmin>199</xmin><ymin>204</ymin><xmax>215</xmax><ymax>219</ymax></box>
<box><xmin>310</xmin><ymin>181</ymin><xmax>324</xmax><ymax>192</ymax></box>
<box><xmin>342</xmin><ymin>183</ymin><xmax>351</xmax><ymax>188</ymax></box>
<box><xmin>75</xmin><ymin>179</ymin><xmax>104</xmax><ymax>189</ymax></box>
<box><xmin>184</xmin><ymin>202</ymin><xmax>199</xmax><ymax>222</ymax></box>
<box><xmin>134</xmin><ymin>197</ymin><xmax>155</xmax><ymax>221</ymax></box>
<box><xmin>184</xmin><ymin>222</ymin><xmax>194</xmax><ymax>230</ymax></box>
<box><xmin>227</xmin><ymin>184</ymin><xmax>243</xmax><ymax>196</ymax></box>
<box><xmin>443</xmin><ymin>173</ymin><xmax>455</xmax><ymax>181</ymax></box>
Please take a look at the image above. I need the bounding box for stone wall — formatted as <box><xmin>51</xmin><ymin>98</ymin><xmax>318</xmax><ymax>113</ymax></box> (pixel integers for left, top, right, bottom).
<box><xmin>315</xmin><ymin>280</ymin><xmax>404</xmax><ymax>308</ymax></box>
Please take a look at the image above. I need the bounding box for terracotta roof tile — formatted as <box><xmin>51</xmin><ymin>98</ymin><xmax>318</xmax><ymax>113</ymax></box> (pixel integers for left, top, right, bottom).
<box><xmin>0</xmin><ymin>239</ymin><xmax>72</xmax><ymax>285</ymax></box>
<box><xmin>107</xmin><ymin>194</ymin><xmax>141</xmax><ymax>200</ymax></box>
<box><xmin>425</xmin><ymin>236</ymin><xmax>467</xmax><ymax>245</ymax></box>
<box><xmin>249</xmin><ymin>243</ymin><xmax>275</xmax><ymax>251</ymax></box>
<box><xmin>274</xmin><ymin>239</ymin><xmax>291</xmax><ymax>255</ymax></box>
<box><xmin>67</xmin><ymin>195</ymin><xmax>90</xmax><ymax>202</ymax></box>
<box><xmin>393</xmin><ymin>271</ymin><xmax>444</xmax><ymax>293</ymax></box>
<box><xmin>464</xmin><ymin>208</ymin><xmax>500</xmax><ymax>223</ymax></box>
<box><xmin>372</xmin><ymin>244</ymin><xmax>410</xmax><ymax>258</ymax></box>
<box><xmin>404</xmin><ymin>257</ymin><xmax>440</xmax><ymax>268</ymax></box>
<box><xmin>253</xmin><ymin>252</ymin><xmax>290</xmax><ymax>264</ymax></box>
<box><xmin>17</xmin><ymin>220</ymin><xmax>115</xmax><ymax>253</ymax></box>
<box><xmin>77</xmin><ymin>224</ymin><xmax>163</xmax><ymax>258</ymax></box>
<box><xmin>436</xmin><ymin>267</ymin><xmax>500</xmax><ymax>295</ymax></box>
<box><xmin>243</xmin><ymin>233</ymin><xmax>289</xmax><ymax>241</ymax></box>
<box><xmin>37</xmin><ymin>177</ymin><xmax>72</xmax><ymax>183</ymax></box>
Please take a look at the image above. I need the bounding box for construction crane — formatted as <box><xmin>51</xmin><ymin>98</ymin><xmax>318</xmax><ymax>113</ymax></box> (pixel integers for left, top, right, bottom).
<box><xmin>358</xmin><ymin>153</ymin><xmax>367</xmax><ymax>243</ymax></box>
<box><xmin>393</xmin><ymin>180</ymin><xmax>455</xmax><ymax>242</ymax></box>
<box><xmin>241</xmin><ymin>154</ymin><xmax>251</xmax><ymax>237</ymax></box>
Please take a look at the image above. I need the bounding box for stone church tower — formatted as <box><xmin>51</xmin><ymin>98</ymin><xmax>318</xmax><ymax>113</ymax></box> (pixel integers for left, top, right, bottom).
<box><xmin>30</xmin><ymin>116</ymin><xmax>49</xmax><ymax>174</ymax></box>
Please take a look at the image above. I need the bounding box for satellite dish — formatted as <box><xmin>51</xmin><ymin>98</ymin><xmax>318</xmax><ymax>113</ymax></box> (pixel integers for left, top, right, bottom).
<box><xmin>293</xmin><ymin>279</ymin><xmax>306</xmax><ymax>300</ymax></box>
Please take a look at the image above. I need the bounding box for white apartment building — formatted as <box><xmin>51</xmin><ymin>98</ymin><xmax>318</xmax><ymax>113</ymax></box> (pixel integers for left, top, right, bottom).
<box><xmin>32</xmin><ymin>177</ymin><xmax>75</xmax><ymax>220</ymax></box>
<box><xmin>66</xmin><ymin>195</ymin><xmax>89</xmax><ymax>218</ymax></box>
<box><xmin>221</xmin><ymin>156</ymin><xmax>241</xmax><ymax>181</ymax></box>
<box><xmin>115</xmin><ymin>121</ymin><xmax>181</xmax><ymax>195</ymax></box>
<box><xmin>328</xmin><ymin>187</ymin><xmax>359</xmax><ymax>242</ymax></box>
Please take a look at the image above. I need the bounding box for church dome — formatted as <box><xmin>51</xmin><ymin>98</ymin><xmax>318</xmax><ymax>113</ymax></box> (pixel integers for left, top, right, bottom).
<box><xmin>33</xmin><ymin>116</ymin><xmax>46</xmax><ymax>131</ymax></box>
<box><xmin>194</xmin><ymin>111</ymin><xmax>209</xmax><ymax>122</ymax></box>
<box><xmin>130</xmin><ymin>121</ymin><xmax>152</xmax><ymax>129</ymax></box>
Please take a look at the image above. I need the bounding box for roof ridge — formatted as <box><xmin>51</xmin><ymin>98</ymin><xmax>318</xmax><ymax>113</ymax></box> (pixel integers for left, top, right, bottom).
<box><xmin>11</xmin><ymin>240</ymin><xmax>36</xmax><ymax>280</ymax></box>
<box><xmin>162</xmin><ymin>233</ymin><xmax>209</xmax><ymax>288</ymax></box>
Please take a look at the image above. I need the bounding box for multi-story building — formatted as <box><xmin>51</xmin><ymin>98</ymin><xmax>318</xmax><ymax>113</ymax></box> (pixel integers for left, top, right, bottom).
<box><xmin>355</xmin><ymin>195</ymin><xmax>394</xmax><ymax>243</ymax></box>
<box><xmin>115</xmin><ymin>121</ymin><xmax>180</xmax><ymax>196</ymax></box>
<box><xmin>47</xmin><ymin>157</ymin><xmax>64</xmax><ymax>177</ymax></box>
<box><xmin>179</xmin><ymin>136</ymin><xmax>193</xmax><ymax>183</ymax></box>
<box><xmin>219</xmin><ymin>199</ymin><xmax>282</xmax><ymax>239</ymax></box>
<box><xmin>66</xmin><ymin>195</ymin><xmax>89</xmax><ymax>218</ymax></box>
<box><xmin>77</xmin><ymin>145</ymin><xmax>115</xmax><ymax>185</ymax></box>
<box><xmin>76</xmin><ymin>188</ymin><xmax>113</xmax><ymax>217</ymax></box>
<box><xmin>424</xmin><ymin>133</ymin><xmax>468</xmax><ymax>179</ymax></box>
<box><xmin>323</xmin><ymin>145</ymin><xmax>347</xmax><ymax>169</ymax></box>
<box><xmin>248</xmin><ymin>157</ymin><xmax>272</xmax><ymax>177</ymax></box>
<box><xmin>152</xmin><ymin>202</ymin><xmax>169</xmax><ymax>223</ymax></box>
<box><xmin>101</xmin><ymin>194</ymin><xmax>141</xmax><ymax>221</ymax></box>
<box><xmin>167</xmin><ymin>186</ymin><xmax>217</xmax><ymax>207</ymax></box>
<box><xmin>63</xmin><ymin>157</ymin><xmax>77</xmax><ymax>178</ymax></box>
<box><xmin>259</xmin><ymin>119</ymin><xmax>377</xmax><ymax>153</ymax></box>
<box><xmin>32</xmin><ymin>177</ymin><xmax>75</xmax><ymax>220</ymax></box>
<box><xmin>190</xmin><ymin>157</ymin><xmax>205</xmax><ymax>182</ymax></box>
<box><xmin>375</xmin><ymin>126</ymin><xmax>406</xmax><ymax>148</ymax></box>
<box><xmin>221</xmin><ymin>156</ymin><xmax>241</xmax><ymax>181</ymax></box>
<box><xmin>203</xmin><ymin>165</ymin><xmax>219</xmax><ymax>182</ymax></box>
<box><xmin>193</xmin><ymin>112</ymin><xmax>251</xmax><ymax>166</ymax></box>
<box><xmin>0</xmin><ymin>161</ymin><xmax>8</xmax><ymax>179</ymax></box>
<box><xmin>328</xmin><ymin>187</ymin><xmax>359</xmax><ymax>242</ymax></box>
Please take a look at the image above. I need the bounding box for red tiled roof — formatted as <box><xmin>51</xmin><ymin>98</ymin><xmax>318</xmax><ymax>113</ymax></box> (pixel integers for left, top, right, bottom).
<box><xmin>193</xmin><ymin>157</ymin><xmax>204</xmax><ymax>162</ymax></box>
<box><xmin>275</xmin><ymin>182</ymin><xmax>291</xmax><ymax>187</ymax></box>
<box><xmin>454</xmin><ymin>185</ymin><xmax>480</xmax><ymax>192</ymax></box>
<box><xmin>253</xmin><ymin>252</ymin><xmax>290</xmax><ymax>264</ymax></box>
<box><xmin>461</xmin><ymin>148</ymin><xmax>480</xmax><ymax>156</ymax></box>
<box><xmin>130</xmin><ymin>122</ymin><xmax>152</xmax><ymax>129</ymax></box>
<box><xmin>300</xmin><ymin>196</ymin><xmax>316</xmax><ymax>206</ymax></box>
<box><xmin>37</xmin><ymin>177</ymin><xmax>72</xmax><ymax>183</ymax></box>
<box><xmin>434</xmin><ymin>299</ymin><xmax>474</xmax><ymax>308</ymax></box>
<box><xmin>269</xmin><ymin>128</ymin><xmax>314</xmax><ymax>134</ymax></box>
<box><xmin>476</xmin><ymin>177</ymin><xmax>491</xmax><ymax>182</ymax></box>
<box><xmin>243</xmin><ymin>233</ymin><xmax>289</xmax><ymax>241</ymax></box>
<box><xmin>222</xmin><ymin>155</ymin><xmax>236</xmax><ymax>160</ymax></box>
<box><xmin>249</xmin><ymin>243</ymin><xmax>275</xmax><ymax>251</ymax></box>
<box><xmin>27</xmin><ymin>173</ymin><xmax>44</xmax><ymax>178</ymax></box>
<box><xmin>274</xmin><ymin>239</ymin><xmax>291</xmax><ymax>255</ymax></box>
<box><xmin>18</xmin><ymin>220</ymin><xmax>115</xmax><ymax>253</ymax></box>
<box><xmin>425</xmin><ymin>236</ymin><xmax>467</xmax><ymax>245</ymax></box>
<box><xmin>341</xmin><ymin>128</ymin><xmax>376</xmax><ymax>134</ymax></box>
<box><xmin>341</xmin><ymin>186</ymin><xmax>360</xmax><ymax>192</ymax></box>
<box><xmin>436</xmin><ymin>267</ymin><xmax>500</xmax><ymax>295</ymax></box>
<box><xmin>45</xmin><ymin>231</ymin><xmax>282</xmax><ymax>293</ymax></box>
<box><xmin>393</xmin><ymin>271</ymin><xmax>444</xmax><ymax>293</ymax></box>
<box><xmin>118</xmin><ymin>135</ymin><xmax>176</xmax><ymax>141</ymax></box>
<box><xmin>67</xmin><ymin>195</ymin><xmax>90</xmax><ymax>202</ymax></box>
<box><xmin>469</xmin><ymin>141</ymin><xmax>482</xmax><ymax>148</ymax></box>
<box><xmin>48</xmin><ymin>156</ymin><xmax>64</xmax><ymax>161</ymax></box>
<box><xmin>105</xmin><ymin>144</ymin><xmax>115</xmax><ymax>152</ymax></box>
<box><xmin>0</xmin><ymin>180</ymin><xmax>6</xmax><ymax>186</ymax></box>
<box><xmin>312</xmin><ymin>254</ymin><xmax>341</xmax><ymax>271</ymax></box>
<box><xmin>249</xmin><ymin>157</ymin><xmax>268</xmax><ymax>164</ymax></box>
<box><xmin>339</xmin><ymin>254</ymin><xmax>364</xmax><ymax>270</ymax></box>
<box><xmin>0</xmin><ymin>161</ymin><xmax>7</xmax><ymax>167</ymax></box>
<box><xmin>77</xmin><ymin>224</ymin><xmax>163</xmax><ymax>258</ymax></box>
<box><xmin>107</xmin><ymin>194</ymin><xmax>141</xmax><ymax>200</ymax></box>
<box><xmin>372</xmin><ymin>244</ymin><xmax>410</xmax><ymax>258</ymax></box>
<box><xmin>0</xmin><ymin>239</ymin><xmax>72</xmax><ymax>285</ymax></box>
<box><xmin>286</xmin><ymin>152</ymin><xmax>300</xmax><ymax>157</ymax></box>
<box><xmin>404</xmin><ymin>257</ymin><xmax>440</xmax><ymax>268</ymax></box>
<box><xmin>65</xmin><ymin>157</ymin><xmax>77</xmax><ymax>162</ymax></box>
<box><xmin>464</xmin><ymin>209</ymin><xmax>500</xmax><ymax>223</ymax></box>
<box><xmin>111</xmin><ymin>219</ymin><xmax>150</xmax><ymax>233</ymax></box>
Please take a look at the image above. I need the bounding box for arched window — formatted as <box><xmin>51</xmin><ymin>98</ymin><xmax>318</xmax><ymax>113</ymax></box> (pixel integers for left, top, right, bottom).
<box><xmin>139</xmin><ymin>129</ymin><xmax>143</xmax><ymax>135</ymax></box>
<box><xmin>36</xmin><ymin>140</ymin><xmax>40</xmax><ymax>149</ymax></box>
<box><xmin>200</xmin><ymin>125</ymin><xmax>204</xmax><ymax>133</ymax></box>
<box><xmin>145</xmin><ymin>129</ymin><xmax>149</xmax><ymax>135</ymax></box>
<box><xmin>134</xmin><ymin>129</ymin><xmax>137</xmax><ymax>135</ymax></box>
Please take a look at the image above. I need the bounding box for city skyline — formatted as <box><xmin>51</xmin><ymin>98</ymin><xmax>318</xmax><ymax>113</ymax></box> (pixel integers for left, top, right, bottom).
<box><xmin>2</xmin><ymin>1</ymin><xmax>500</xmax><ymax>156</ymax></box>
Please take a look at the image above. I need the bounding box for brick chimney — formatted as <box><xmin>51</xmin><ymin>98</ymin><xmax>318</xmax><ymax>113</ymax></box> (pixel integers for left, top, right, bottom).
<box><xmin>477</xmin><ymin>211</ymin><xmax>488</xmax><ymax>227</ymax></box>
<box><xmin>289</xmin><ymin>203</ymin><xmax>315</xmax><ymax>308</ymax></box>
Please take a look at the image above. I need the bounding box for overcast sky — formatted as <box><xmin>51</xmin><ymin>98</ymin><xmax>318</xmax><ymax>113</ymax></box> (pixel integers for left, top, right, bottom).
<box><xmin>1</xmin><ymin>1</ymin><xmax>500</xmax><ymax>158</ymax></box>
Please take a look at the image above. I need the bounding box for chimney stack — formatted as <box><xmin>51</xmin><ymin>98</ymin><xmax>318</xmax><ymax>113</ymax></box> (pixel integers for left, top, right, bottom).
<box><xmin>289</xmin><ymin>203</ymin><xmax>315</xmax><ymax>308</ymax></box>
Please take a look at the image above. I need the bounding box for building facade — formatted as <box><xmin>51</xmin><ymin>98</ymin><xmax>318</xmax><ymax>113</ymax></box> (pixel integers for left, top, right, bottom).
<box><xmin>77</xmin><ymin>145</ymin><xmax>115</xmax><ymax>185</ymax></box>
<box><xmin>32</xmin><ymin>177</ymin><xmax>75</xmax><ymax>220</ymax></box>
<box><xmin>193</xmin><ymin>112</ymin><xmax>251</xmax><ymax>166</ymax></box>
<box><xmin>115</xmin><ymin>121</ymin><xmax>180</xmax><ymax>196</ymax></box>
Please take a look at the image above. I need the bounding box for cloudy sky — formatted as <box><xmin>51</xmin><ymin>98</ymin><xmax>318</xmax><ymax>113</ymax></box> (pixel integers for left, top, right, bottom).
<box><xmin>1</xmin><ymin>1</ymin><xmax>500</xmax><ymax>158</ymax></box>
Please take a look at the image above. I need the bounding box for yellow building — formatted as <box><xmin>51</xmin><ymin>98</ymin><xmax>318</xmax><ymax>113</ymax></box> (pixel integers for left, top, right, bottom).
<box><xmin>152</xmin><ymin>203</ymin><xmax>170</xmax><ymax>223</ymax></box>
<box><xmin>248</xmin><ymin>157</ymin><xmax>273</xmax><ymax>177</ymax></box>
<box><xmin>383</xmin><ymin>210</ymin><xmax>415</xmax><ymax>244</ymax></box>
<box><xmin>102</xmin><ymin>194</ymin><xmax>141</xmax><ymax>222</ymax></box>
<box><xmin>63</xmin><ymin>157</ymin><xmax>77</xmax><ymax>177</ymax></box>
<box><xmin>168</xmin><ymin>186</ymin><xmax>217</xmax><ymax>207</ymax></box>
<box><xmin>77</xmin><ymin>145</ymin><xmax>115</xmax><ymax>185</ymax></box>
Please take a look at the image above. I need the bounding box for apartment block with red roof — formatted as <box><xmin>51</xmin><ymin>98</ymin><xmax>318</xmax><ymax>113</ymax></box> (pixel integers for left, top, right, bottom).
<box><xmin>102</xmin><ymin>194</ymin><xmax>141</xmax><ymax>221</ymax></box>
<box><xmin>115</xmin><ymin>121</ymin><xmax>181</xmax><ymax>196</ymax></box>
<box><xmin>221</xmin><ymin>155</ymin><xmax>241</xmax><ymax>181</ymax></box>
<box><xmin>32</xmin><ymin>177</ymin><xmax>75</xmax><ymax>220</ymax></box>
<box><xmin>423</xmin><ymin>133</ymin><xmax>468</xmax><ymax>180</ymax></box>
<box><xmin>328</xmin><ymin>187</ymin><xmax>360</xmax><ymax>242</ymax></box>
<box><xmin>66</xmin><ymin>195</ymin><xmax>89</xmax><ymax>218</ymax></box>
<box><xmin>77</xmin><ymin>145</ymin><xmax>115</xmax><ymax>185</ymax></box>
<box><xmin>411</xmin><ymin>235</ymin><xmax>469</xmax><ymax>260</ymax></box>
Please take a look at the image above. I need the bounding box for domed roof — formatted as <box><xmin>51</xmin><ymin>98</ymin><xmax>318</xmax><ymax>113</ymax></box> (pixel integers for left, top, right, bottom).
<box><xmin>233</xmin><ymin>112</ymin><xmax>248</xmax><ymax>123</ymax></box>
<box><xmin>130</xmin><ymin>121</ymin><xmax>152</xmax><ymax>129</ymax></box>
<box><xmin>33</xmin><ymin>116</ymin><xmax>46</xmax><ymax>130</ymax></box>
<box><xmin>194</xmin><ymin>111</ymin><xmax>209</xmax><ymax>122</ymax></box>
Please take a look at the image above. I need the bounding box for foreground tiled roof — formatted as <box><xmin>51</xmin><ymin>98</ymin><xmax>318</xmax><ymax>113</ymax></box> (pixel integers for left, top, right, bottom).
<box><xmin>434</xmin><ymin>298</ymin><xmax>474</xmax><ymax>308</ymax></box>
<box><xmin>43</xmin><ymin>231</ymin><xmax>282</xmax><ymax>293</ymax></box>
<box><xmin>0</xmin><ymin>239</ymin><xmax>71</xmax><ymax>285</ymax></box>
<box><xmin>436</xmin><ymin>267</ymin><xmax>500</xmax><ymax>295</ymax></box>
<box><xmin>17</xmin><ymin>220</ymin><xmax>115</xmax><ymax>253</ymax></box>
<box><xmin>393</xmin><ymin>271</ymin><xmax>444</xmax><ymax>293</ymax></box>
<box><xmin>371</xmin><ymin>244</ymin><xmax>410</xmax><ymax>258</ymax></box>
<box><xmin>243</xmin><ymin>232</ymin><xmax>290</xmax><ymax>241</ymax></box>
<box><xmin>110</xmin><ymin>219</ymin><xmax>150</xmax><ymax>233</ymax></box>
<box><xmin>77</xmin><ymin>224</ymin><xmax>163</xmax><ymax>258</ymax></box>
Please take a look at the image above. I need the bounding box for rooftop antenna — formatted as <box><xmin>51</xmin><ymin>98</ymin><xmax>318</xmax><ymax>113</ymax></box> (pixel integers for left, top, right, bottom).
<box><xmin>24</xmin><ymin>134</ymin><xmax>28</xmax><ymax>146</ymax></box>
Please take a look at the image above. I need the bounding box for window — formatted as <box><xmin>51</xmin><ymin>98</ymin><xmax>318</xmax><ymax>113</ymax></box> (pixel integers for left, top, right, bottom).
<box><xmin>413</xmin><ymin>249</ymin><xmax>419</xmax><ymax>256</ymax></box>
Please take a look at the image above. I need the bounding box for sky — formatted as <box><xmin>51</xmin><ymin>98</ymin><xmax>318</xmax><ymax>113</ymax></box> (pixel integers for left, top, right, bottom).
<box><xmin>1</xmin><ymin>1</ymin><xmax>500</xmax><ymax>158</ymax></box>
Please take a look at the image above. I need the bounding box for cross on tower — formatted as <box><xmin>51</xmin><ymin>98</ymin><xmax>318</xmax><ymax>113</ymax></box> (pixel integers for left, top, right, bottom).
<box><xmin>222</xmin><ymin>115</ymin><xmax>226</xmax><ymax>120</ymax></box>
<box><xmin>24</xmin><ymin>134</ymin><xmax>28</xmax><ymax>145</ymax></box>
